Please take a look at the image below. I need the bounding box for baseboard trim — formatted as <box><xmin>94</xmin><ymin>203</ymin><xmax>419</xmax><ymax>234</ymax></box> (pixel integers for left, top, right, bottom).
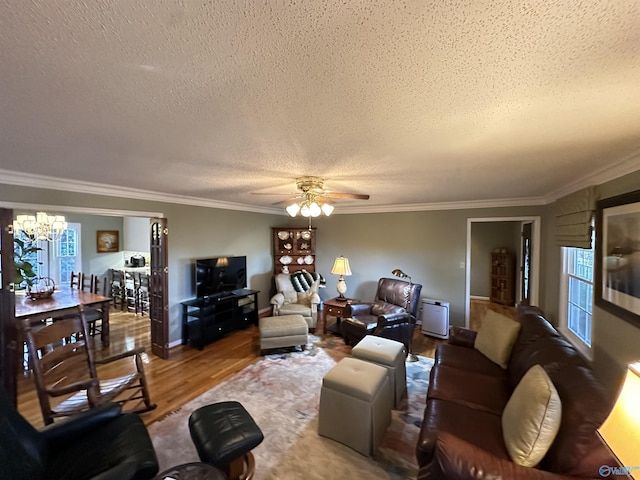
<box><xmin>470</xmin><ymin>295</ymin><xmax>490</xmax><ymax>301</ymax></box>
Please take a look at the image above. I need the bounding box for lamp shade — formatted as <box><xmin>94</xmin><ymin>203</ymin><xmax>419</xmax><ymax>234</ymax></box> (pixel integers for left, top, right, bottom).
<box><xmin>286</xmin><ymin>203</ymin><xmax>300</xmax><ymax>217</ymax></box>
<box><xmin>598</xmin><ymin>362</ymin><xmax>640</xmax><ymax>479</ymax></box>
<box><xmin>331</xmin><ymin>256</ymin><xmax>352</xmax><ymax>276</ymax></box>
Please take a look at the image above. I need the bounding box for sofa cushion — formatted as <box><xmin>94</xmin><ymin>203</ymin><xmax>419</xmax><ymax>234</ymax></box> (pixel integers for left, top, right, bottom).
<box><xmin>435</xmin><ymin>343</ymin><xmax>506</xmax><ymax>379</ymax></box>
<box><xmin>417</xmin><ymin>398</ymin><xmax>509</xmax><ymax>467</ymax></box>
<box><xmin>474</xmin><ymin>310</ymin><xmax>521</xmax><ymax>368</ymax></box>
<box><xmin>428</xmin><ymin>364</ymin><xmax>511</xmax><ymax>415</ymax></box>
<box><xmin>502</xmin><ymin>365</ymin><xmax>562</xmax><ymax>467</ymax></box>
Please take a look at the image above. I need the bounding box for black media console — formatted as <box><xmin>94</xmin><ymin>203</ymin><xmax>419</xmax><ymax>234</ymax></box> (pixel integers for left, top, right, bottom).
<box><xmin>181</xmin><ymin>289</ymin><xmax>259</xmax><ymax>350</ymax></box>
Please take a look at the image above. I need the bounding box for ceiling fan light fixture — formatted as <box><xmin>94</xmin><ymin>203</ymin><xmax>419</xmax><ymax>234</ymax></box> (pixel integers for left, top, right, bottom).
<box><xmin>309</xmin><ymin>201</ymin><xmax>322</xmax><ymax>217</ymax></box>
<box><xmin>321</xmin><ymin>203</ymin><xmax>334</xmax><ymax>216</ymax></box>
<box><xmin>286</xmin><ymin>203</ymin><xmax>300</xmax><ymax>217</ymax></box>
<box><xmin>300</xmin><ymin>203</ymin><xmax>311</xmax><ymax>217</ymax></box>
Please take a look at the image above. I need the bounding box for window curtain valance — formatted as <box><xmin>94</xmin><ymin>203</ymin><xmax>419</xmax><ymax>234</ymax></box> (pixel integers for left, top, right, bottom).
<box><xmin>554</xmin><ymin>186</ymin><xmax>596</xmax><ymax>249</ymax></box>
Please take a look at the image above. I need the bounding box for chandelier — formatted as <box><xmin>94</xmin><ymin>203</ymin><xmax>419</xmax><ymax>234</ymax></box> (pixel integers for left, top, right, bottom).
<box><xmin>13</xmin><ymin>212</ymin><xmax>68</xmax><ymax>242</ymax></box>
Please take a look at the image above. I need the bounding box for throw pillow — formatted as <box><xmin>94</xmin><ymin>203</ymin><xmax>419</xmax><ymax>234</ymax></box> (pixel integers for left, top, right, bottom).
<box><xmin>474</xmin><ymin>310</ymin><xmax>521</xmax><ymax>368</ymax></box>
<box><xmin>502</xmin><ymin>365</ymin><xmax>562</xmax><ymax>467</ymax></box>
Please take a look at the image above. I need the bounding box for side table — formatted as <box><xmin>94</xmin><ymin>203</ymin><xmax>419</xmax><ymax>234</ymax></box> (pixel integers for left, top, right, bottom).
<box><xmin>153</xmin><ymin>462</ymin><xmax>228</xmax><ymax>480</ymax></box>
<box><xmin>321</xmin><ymin>297</ymin><xmax>360</xmax><ymax>334</ymax></box>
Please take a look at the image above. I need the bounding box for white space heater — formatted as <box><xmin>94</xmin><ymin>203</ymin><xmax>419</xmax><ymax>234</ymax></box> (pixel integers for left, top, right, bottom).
<box><xmin>421</xmin><ymin>298</ymin><xmax>450</xmax><ymax>339</ymax></box>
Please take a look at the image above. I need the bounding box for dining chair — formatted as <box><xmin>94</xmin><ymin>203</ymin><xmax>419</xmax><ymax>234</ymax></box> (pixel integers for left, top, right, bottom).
<box><xmin>137</xmin><ymin>273</ymin><xmax>150</xmax><ymax>316</ymax></box>
<box><xmin>80</xmin><ymin>272</ymin><xmax>94</xmax><ymax>292</ymax></box>
<box><xmin>20</xmin><ymin>305</ymin><xmax>156</xmax><ymax>425</ymax></box>
<box><xmin>84</xmin><ymin>273</ymin><xmax>108</xmax><ymax>337</ymax></box>
<box><xmin>110</xmin><ymin>269</ymin><xmax>127</xmax><ymax>310</ymax></box>
<box><xmin>125</xmin><ymin>272</ymin><xmax>139</xmax><ymax>313</ymax></box>
<box><xmin>70</xmin><ymin>271</ymin><xmax>81</xmax><ymax>289</ymax></box>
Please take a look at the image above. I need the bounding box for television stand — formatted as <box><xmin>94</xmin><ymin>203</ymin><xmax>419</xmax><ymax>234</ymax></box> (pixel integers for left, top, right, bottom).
<box><xmin>181</xmin><ymin>289</ymin><xmax>259</xmax><ymax>350</ymax></box>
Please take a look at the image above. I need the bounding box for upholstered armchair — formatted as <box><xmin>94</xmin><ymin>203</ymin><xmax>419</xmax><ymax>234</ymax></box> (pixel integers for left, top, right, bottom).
<box><xmin>342</xmin><ymin>277</ymin><xmax>422</xmax><ymax>351</ymax></box>
<box><xmin>0</xmin><ymin>388</ymin><xmax>159</xmax><ymax>480</ymax></box>
<box><xmin>270</xmin><ymin>272</ymin><xmax>321</xmax><ymax>329</ymax></box>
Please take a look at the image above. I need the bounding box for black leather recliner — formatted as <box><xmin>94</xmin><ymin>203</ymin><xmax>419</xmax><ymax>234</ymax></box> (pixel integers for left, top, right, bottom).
<box><xmin>0</xmin><ymin>387</ymin><xmax>159</xmax><ymax>480</ymax></box>
<box><xmin>342</xmin><ymin>277</ymin><xmax>423</xmax><ymax>352</ymax></box>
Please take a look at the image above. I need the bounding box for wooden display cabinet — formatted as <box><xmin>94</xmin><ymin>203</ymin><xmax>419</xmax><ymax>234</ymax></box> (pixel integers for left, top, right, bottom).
<box><xmin>272</xmin><ymin>227</ymin><xmax>316</xmax><ymax>274</ymax></box>
<box><xmin>490</xmin><ymin>251</ymin><xmax>515</xmax><ymax>306</ymax></box>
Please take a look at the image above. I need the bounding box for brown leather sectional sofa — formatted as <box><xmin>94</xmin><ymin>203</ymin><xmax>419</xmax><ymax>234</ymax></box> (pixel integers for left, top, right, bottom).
<box><xmin>416</xmin><ymin>306</ymin><xmax>624</xmax><ymax>480</ymax></box>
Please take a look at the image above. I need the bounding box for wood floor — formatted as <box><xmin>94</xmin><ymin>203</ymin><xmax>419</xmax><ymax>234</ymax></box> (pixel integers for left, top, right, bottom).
<box><xmin>17</xmin><ymin>299</ymin><xmax>516</xmax><ymax>429</ymax></box>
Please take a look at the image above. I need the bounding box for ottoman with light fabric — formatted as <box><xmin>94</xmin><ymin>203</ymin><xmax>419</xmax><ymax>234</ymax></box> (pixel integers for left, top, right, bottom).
<box><xmin>259</xmin><ymin>314</ymin><xmax>308</xmax><ymax>353</ymax></box>
<box><xmin>351</xmin><ymin>335</ymin><xmax>407</xmax><ymax>408</ymax></box>
<box><xmin>318</xmin><ymin>357</ymin><xmax>392</xmax><ymax>456</ymax></box>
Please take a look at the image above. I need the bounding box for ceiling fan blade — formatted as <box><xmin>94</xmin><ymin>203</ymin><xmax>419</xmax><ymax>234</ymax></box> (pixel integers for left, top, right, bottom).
<box><xmin>325</xmin><ymin>192</ymin><xmax>370</xmax><ymax>200</ymax></box>
<box><xmin>271</xmin><ymin>196</ymin><xmax>299</xmax><ymax>205</ymax></box>
<box><xmin>251</xmin><ymin>192</ymin><xmax>295</xmax><ymax>195</ymax></box>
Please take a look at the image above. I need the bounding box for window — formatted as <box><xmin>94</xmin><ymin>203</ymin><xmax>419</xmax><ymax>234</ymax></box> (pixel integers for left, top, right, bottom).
<box><xmin>14</xmin><ymin>223</ymin><xmax>81</xmax><ymax>287</ymax></box>
<box><xmin>50</xmin><ymin>223</ymin><xmax>82</xmax><ymax>285</ymax></box>
<box><xmin>559</xmin><ymin>225</ymin><xmax>595</xmax><ymax>358</ymax></box>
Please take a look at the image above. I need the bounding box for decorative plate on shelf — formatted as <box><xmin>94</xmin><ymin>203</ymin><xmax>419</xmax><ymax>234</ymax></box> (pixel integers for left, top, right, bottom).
<box><xmin>277</xmin><ymin>231</ymin><xmax>290</xmax><ymax>240</ymax></box>
<box><xmin>300</xmin><ymin>242</ymin><xmax>309</xmax><ymax>250</ymax></box>
<box><xmin>301</xmin><ymin>231</ymin><xmax>312</xmax><ymax>240</ymax></box>
<box><xmin>304</xmin><ymin>255</ymin><xmax>314</xmax><ymax>265</ymax></box>
<box><xmin>279</xmin><ymin>255</ymin><xmax>292</xmax><ymax>265</ymax></box>
<box><xmin>297</xmin><ymin>257</ymin><xmax>305</xmax><ymax>264</ymax></box>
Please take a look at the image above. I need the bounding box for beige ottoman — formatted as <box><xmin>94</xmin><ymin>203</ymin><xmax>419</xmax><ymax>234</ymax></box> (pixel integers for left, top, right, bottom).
<box><xmin>351</xmin><ymin>335</ymin><xmax>407</xmax><ymax>408</ymax></box>
<box><xmin>318</xmin><ymin>357</ymin><xmax>392</xmax><ymax>456</ymax></box>
<box><xmin>259</xmin><ymin>315</ymin><xmax>308</xmax><ymax>353</ymax></box>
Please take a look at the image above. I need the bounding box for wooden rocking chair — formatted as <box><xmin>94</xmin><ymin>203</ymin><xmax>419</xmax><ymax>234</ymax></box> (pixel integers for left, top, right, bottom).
<box><xmin>20</xmin><ymin>305</ymin><xmax>156</xmax><ymax>425</ymax></box>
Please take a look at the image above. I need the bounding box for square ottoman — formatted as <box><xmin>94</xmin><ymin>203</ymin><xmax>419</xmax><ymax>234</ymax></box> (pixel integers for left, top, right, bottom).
<box><xmin>259</xmin><ymin>314</ymin><xmax>308</xmax><ymax>353</ymax></box>
<box><xmin>318</xmin><ymin>357</ymin><xmax>392</xmax><ymax>456</ymax></box>
<box><xmin>351</xmin><ymin>335</ymin><xmax>407</xmax><ymax>407</ymax></box>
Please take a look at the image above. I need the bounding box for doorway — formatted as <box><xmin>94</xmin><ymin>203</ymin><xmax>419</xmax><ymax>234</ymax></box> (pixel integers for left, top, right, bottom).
<box><xmin>465</xmin><ymin>216</ymin><xmax>541</xmax><ymax>327</ymax></box>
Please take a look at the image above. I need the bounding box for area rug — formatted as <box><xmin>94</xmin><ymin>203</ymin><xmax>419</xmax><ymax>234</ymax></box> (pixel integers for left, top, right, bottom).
<box><xmin>148</xmin><ymin>336</ymin><xmax>433</xmax><ymax>479</ymax></box>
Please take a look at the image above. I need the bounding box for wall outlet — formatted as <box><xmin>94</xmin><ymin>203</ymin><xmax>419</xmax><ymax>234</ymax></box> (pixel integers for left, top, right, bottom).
<box><xmin>459</xmin><ymin>261</ymin><xmax>465</xmax><ymax>269</ymax></box>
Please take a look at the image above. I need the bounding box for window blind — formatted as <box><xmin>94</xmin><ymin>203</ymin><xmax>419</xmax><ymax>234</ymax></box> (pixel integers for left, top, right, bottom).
<box><xmin>554</xmin><ymin>186</ymin><xmax>596</xmax><ymax>249</ymax></box>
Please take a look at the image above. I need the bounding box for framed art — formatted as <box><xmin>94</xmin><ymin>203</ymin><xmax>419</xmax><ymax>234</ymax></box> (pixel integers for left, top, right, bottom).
<box><xmin>595</xmin><ymin>189</ymin><xmax>640</xmax><ymax>329</ymax></box>
<box><xmin>96</xmin><ymin>230</ymin><xmax>119</xmax><ymax>253</ymax></box>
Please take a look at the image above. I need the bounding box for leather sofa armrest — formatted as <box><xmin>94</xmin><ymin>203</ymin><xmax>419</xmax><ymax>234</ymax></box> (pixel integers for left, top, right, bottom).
<box><xmin>376</xmin><ymin>311</ymin><xmax>410</xmax><ymax>329</ymax></box>
<box><xmin>421</xmin><ymin>433</ymin><xmax>582</xmax><ymax>480</ymax></box>
<box><xmin>270</xmin><ymin>293</ymin><xmax>285</xmax><ymax>307</ymax></box>
<box><xmin>347</xmin><ymin>303</ymin><xmax>373</xmax><ymax>316</ymax></box>
<box><xmin>448</xmin><ymin>326</ymin><xmax>477</xmax><ymax>348</ymax></box>
<box><xmin>40</xmin><ymin>403</ymin><xmax>123</xmax><ymax>443</ymax></box>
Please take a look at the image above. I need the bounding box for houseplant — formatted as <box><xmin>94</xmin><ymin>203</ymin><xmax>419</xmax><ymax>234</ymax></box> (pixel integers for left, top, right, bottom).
<box><xmin>13</xmin><ymin>237</ymin><xmax>40</xmax><ymax>289</ymax></box>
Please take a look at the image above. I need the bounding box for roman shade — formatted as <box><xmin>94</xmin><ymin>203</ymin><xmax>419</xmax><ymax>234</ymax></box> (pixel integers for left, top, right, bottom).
<box><xmin>554</xmin><ymin>186</ymin><xmax>596</xmax><ymax>249</ymax></box>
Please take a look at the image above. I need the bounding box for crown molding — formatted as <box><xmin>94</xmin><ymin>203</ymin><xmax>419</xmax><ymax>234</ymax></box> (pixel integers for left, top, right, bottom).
<box><xmin>544</xmin><ymin>148</ymin><xmax>640</xmax><ymax>203</ymax></box>
<box><xmin>333</xmin><ymin>196</ymin><xmax>548</xmax><ymax>214</ymax></box>
<box><xmin>0</xmin><ymin>168</ymin><xmax>282</xmax><ymax>215</ymax></box>
<box><xmin>1</xmin><ymin>156</ymin><xmax>638</xmax><ymax>217</ymax></box>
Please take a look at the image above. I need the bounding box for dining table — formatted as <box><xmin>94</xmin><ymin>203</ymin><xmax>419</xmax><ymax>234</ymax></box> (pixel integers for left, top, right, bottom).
<box><xmin>15</xmin><ymin>286</ymin><xmax>113</xmax><ymax>347</ymax></box>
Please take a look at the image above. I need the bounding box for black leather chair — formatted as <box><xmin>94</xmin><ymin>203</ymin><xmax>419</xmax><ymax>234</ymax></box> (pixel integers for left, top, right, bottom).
<box><xmin>0</xmin><ymin>387</ymin><xmax>159</xmax><ymax>480</ymax></box>
<box><xmin>342</xmin><ymin>277</ymin><xmax>422</xmax><ymax>352</ymax></box>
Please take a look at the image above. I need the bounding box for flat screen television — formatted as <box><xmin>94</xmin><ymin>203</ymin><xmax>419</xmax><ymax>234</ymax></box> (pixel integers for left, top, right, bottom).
<box><xmin>195</xmin><ymin>256</ymin><xmax>247</xmax><ymax>298</ymax></box>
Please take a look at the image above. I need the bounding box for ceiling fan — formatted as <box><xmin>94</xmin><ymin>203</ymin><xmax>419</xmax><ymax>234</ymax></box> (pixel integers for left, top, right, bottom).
<box><xmin>253</xmin><ymin>176</ymin><xmax>370</xmax><ymax>217</ymax></box>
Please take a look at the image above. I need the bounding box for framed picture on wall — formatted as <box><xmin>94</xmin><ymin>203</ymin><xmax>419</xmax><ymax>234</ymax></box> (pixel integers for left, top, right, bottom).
<box><xmin>97</xmin><ymin>230</ymin><xmax>119</xmax><ymax>253</ymax></box>
<box><xmin>595</xmin><ymin>189</ymin><xmax>640</xmax><ymax>329</ymax></box>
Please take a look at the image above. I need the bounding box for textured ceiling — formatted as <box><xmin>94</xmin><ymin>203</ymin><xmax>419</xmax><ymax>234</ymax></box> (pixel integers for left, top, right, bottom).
<box><xmin>1</xmin><ymin>0</ymin><xmax>639</xmax><ymax>214</ymax></box>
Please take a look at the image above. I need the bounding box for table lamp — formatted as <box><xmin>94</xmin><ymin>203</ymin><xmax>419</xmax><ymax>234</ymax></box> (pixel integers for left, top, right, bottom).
<box><xmin>598</xmin><ymin>361</ymin><xmax>640</xmax><ymax>479</ymax></box>
<box><xmin>331</xmin><ymin>256</ymin><xmax>352</xmax><ymax>301</ymax></box>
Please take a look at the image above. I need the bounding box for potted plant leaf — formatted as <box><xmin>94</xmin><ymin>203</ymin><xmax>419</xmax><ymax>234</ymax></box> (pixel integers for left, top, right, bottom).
<box><xmin>13</xmin><ymin>237</ymin><xmax>41</xmax><ymax>290</ymax></box>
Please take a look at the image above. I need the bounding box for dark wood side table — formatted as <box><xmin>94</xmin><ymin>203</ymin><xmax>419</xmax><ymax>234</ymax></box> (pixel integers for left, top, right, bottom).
<box><xmin>320</xmin><ymin>297</ymin><xmax>360</xmax><ymax>334</ymax></box>
<box><xmin>153</xmin><ymin>462</ymin><xmax>227</xmax><ymax>480</ymax></box>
